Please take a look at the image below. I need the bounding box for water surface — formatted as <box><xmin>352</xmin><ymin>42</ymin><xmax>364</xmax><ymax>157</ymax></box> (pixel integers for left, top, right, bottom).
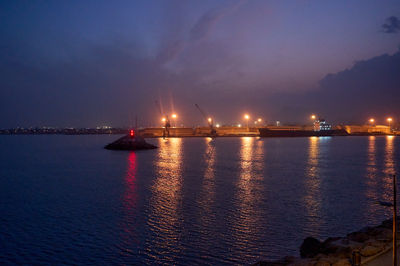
<box><xmin>0</xmin><ymin>135</ymin><xmax>398</xmax><ymax>264</ymax></box>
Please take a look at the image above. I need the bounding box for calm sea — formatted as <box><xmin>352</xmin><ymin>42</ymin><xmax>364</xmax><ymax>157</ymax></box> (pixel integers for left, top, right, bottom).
<box><xmin>0</xmin><ymin>135</ymin><xmax>399</xmax><ymax>265</ymax></box>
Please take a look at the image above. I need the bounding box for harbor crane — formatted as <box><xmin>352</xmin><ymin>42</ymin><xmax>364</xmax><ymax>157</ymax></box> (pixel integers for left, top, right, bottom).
<box><xmin>195</xmin><ymin>104</ymin><xmax>217</xmax><ymax>137</ymax></box>
<box><xmin>155</xmin><ymin>100</ymin><xmax>170</xmax><ymax>139</ymax></box>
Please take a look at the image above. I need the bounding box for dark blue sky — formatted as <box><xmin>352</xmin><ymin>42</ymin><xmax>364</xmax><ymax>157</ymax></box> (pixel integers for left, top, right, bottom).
<box><xmin>1</xmin><ymin>0</ymin><xmax>400</xmax><ymax>127</ymax></box>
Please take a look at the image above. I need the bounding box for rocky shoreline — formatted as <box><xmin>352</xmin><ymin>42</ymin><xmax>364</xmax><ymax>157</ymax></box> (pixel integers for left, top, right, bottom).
<box><xmin>255</xmin><ymin>217</ymin><xmax>398</xmax><ymax>266</ymax></box>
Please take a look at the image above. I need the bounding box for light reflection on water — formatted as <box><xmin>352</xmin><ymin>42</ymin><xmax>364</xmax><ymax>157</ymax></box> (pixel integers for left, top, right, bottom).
<box><xmin>365</xmin><ymin>136</ymin><xmax>378</xmax><ymax>202</ymax></box>
<box><xmin>382</xmin><ymin>136</ymin><xmax>396</xmax><ymax>202</ymax></box>
<box><xmin>119</xmin><ymin>152</ymin><xmax>138</xmax><ymax>256</ymax></box>
<box><xmin>146</xmin><ymin>138</ymin><xmax>183</xmax><ymax>263</ymax></box>
<box><xmin>232</xmin><ymin>137</ymin><xmax>264</xmax><ymax>260</ymax></box>
<box><xmin>304</xmin><ymin>137</ymin><xmax>322</xmax><ymax>229</ymax></box>
<box><xmin>198</xmin><ymin>138</ymin><xmax>216</xmax><ymax>227</ymax></box>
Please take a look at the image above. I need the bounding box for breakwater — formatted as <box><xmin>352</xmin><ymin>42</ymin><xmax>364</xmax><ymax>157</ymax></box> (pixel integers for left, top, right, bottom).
<box><xmin>256</xmin><ymin>218</ymin><xmax>398</xmax><ymax>266</ymax></box>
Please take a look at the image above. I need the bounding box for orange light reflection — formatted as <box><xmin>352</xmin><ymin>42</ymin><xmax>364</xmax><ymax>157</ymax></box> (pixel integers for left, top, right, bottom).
<box><xmin>232</xmin><ymin>137</ymin><xmax>264</xmax><ymax>255</ymax></box>
<box><xmin>198</xmin><ymin>138</ymin><xmax>217</xmax><ymax>230</ymax></box>
<box><xmin>304</xmin><ymin>137</ymin><xmax>322</xmax><ymax>231</ymax></box>
<box><xmin>365</xmin><ymin>136</ymin><xmax>378</xmax><ymax>200</ymax></box>
<box><xmin>382</xmin><ymin>136</ymin><xmax>396</xmax><ymax>204</ymax></box>
<box><xmin>146</xmin><ymin>138</ymin><xmax>183</xmax><ymax>262</ymax></box>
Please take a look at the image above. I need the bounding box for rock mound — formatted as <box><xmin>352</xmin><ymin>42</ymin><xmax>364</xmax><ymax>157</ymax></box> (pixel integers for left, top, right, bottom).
<box><xmin>105</xmin><ymin>135</ymin><xmax>157</xmax><ymax>150</ymax></box>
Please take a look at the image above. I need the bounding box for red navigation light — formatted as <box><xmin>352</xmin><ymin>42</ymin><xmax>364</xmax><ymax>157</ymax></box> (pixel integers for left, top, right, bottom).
<box><xmin>130</xmin><ymin>129</ymin><xmax>135</xmax><ymax>137</ymax></box>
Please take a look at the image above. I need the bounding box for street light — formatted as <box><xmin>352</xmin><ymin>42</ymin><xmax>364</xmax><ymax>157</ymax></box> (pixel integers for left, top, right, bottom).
<box><xmin>369</xmin><ymin>118</ymin><xmax>375</xmax><ymax>125</ymax></box>
<box><xmin>258</xmin><ymin>118</ymin><xmax>262</xmax><ymax>122</ymax></box>
<box><xmin>311</xmin><ymin>115</ymin><xmax>317</xmax><ymax>131</ymax></box>
<box><xmin>388</xmin><ymin>117</ymin><xmax>393</xmax><ymax>129</ymax></box>
<box><xmin>171</xmin><ymin>113</ymin><xmax>177</xmax><ymax>127</ymax></box>
<box><xmin>244</xmin><ymin>114</ymin><xmax>250</xmax><ymax>130</ymax></box>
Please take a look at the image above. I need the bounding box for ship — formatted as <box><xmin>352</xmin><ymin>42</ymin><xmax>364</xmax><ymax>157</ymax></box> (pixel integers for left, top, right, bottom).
<box><xmin>258</xmin><ymin>128</ymin><xmax>348</xmax><ymax>137</ymax></box>
<box><xmin>259</xmin><ymin>119</ymin><xmax>349</xmax><ymax>137</ymax></box>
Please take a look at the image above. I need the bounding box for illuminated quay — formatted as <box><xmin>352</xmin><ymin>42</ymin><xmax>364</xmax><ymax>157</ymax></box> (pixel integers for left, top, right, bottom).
<box><xmin>137</xmin><ymin>125</ymin><xmax>397</xmax><ymax>138</ymax></box>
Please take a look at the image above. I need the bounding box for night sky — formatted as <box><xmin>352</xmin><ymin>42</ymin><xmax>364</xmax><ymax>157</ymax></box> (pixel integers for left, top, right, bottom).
<box><xmin>1</xmin><ymin>0</ymin><xmax>400</xmax><ymax>128</ymax></box>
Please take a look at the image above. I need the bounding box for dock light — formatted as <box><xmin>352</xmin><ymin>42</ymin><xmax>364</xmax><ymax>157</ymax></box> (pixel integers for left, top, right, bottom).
<box><xmin>171</xmin><ymin>113</ymin><xmax>178</xmax><ymax>127</ymax></box>
<box><xmin>244</xmin><ymin>114</ymin><xmax>250</xmax><ymax>129</ymax></box>
<box><xmin>388</xmin><ymin>117</ymin><xmax>393</xmax><ymax>129</ymax></box>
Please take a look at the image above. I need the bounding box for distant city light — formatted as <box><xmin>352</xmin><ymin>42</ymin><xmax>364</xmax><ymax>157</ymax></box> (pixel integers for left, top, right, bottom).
<box><xmin>161</xmin><ymin>117</ymin><xmax>166</xmax><ymax>122</ymax></box>
<box><xmin>244</xmin><ymin>114</ymin><xmax>250</xmax><ymax>120</ymax></box>
<box><xmin>208</xmin><ymin>117</ymin><xmax>212</xmax><ymax>123</ymax></box>
<box><xmin>311</xmin><ymin>115</ymin><xmax>316</xmax><ymax>120</ymax></box>
<box><xmin>369</xmin><ymin>118</ymin><xmax>375</xmax><ymax>123</ymax></box>
<box><xmin>238</xmin><ymin>124</ymin><xmax>242</xmax><ymax>127</ymax></box>
<box><xmin>171</xmin><ymin>114</ymin><xmax>177</xmax><ymax>119</ymax></box>
<box><xmin>258</xmin><ymin>118</ymin><xmax>262</xmax><ymax>122</ymax></box>
<box><xmin>216</xmin><ymin>124</ymin><xmax>220</xmax><ymax>128</ymax></box>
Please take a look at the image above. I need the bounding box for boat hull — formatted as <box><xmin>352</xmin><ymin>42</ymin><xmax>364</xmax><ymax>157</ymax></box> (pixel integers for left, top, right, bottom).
<box><xmin>258</xmin><ymin>128</ymin><xmax>348</xmax><ymax>137</ymax></box>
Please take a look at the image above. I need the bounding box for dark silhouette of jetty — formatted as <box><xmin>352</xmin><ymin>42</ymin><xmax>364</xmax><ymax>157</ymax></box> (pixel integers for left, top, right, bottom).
<box><xmin>105</xmin><ymin>134</ymin><xmax>157</xmax><ymax>150</ymax></box>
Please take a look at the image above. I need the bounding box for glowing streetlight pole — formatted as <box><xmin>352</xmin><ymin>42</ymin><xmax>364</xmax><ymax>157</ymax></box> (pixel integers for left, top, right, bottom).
<box><xmin>369</xmin><ymin>118</ymin><xmax>375</xmax><ymax>126</ymax></box>
<box><xmin>311</xmin><ymin>115</ymin><xmax>317</xmax><ymax>131</ymax></box>
<box><xmin>244</xmin><ymin>114</ymin><xmax>250</xmax><ymax>131</ymax></box>
<box><xmin>171</xmin><ymin>113</ymin><xmax>177</xmax><ymax>127</ymax></box>
<box><xmin>388</xmin><ymin>118</ymin><xmax>393</xmax><ymax>131</ymax></box>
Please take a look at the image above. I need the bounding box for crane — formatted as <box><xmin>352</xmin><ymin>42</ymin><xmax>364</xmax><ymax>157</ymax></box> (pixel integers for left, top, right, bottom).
<box><xmin>195</xmin><ymin>104</ymin><xmax>217</xmax><ymax>137</ymax></box>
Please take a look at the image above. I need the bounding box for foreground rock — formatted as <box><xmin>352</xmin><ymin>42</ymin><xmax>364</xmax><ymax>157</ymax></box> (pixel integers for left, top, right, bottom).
<box><xmin>254</xmin><ymin>217</ymin><xmax>397</xmax><ymax>266</ymax></box>
<box><xmin>104</xmin><ymin>135</ymin><xmax>157</xmax><ymax>150</ymax></box>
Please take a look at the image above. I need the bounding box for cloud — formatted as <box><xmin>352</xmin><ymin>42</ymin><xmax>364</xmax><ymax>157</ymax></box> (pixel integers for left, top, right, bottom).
<box><xmin>156</xmin><ymin>40</ymin><xmax>185</xmax><ymax>64</ymax></box>
<box><xmin>190</xmin><ymin>0</ymin><xmax>246</xmax><ymax>41</ymax></box>
<box><xmin>0</xmin><ymin>34</ymin><xmax>249</xmax><ymax>128</ymax></box>
<box><xmin>382</xmin><ymin>16</ymin><xmax>400</xmax><ymax>33</ymax></box>
<box><xmin>157</xmin><ymin>0</ymin><xmax>246</xmax><ymax>64</ymax></box>
<box><xmin>267</xmin><ymin>47</ymin><xmax>400</xmax><ymax>124</ymax></box>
